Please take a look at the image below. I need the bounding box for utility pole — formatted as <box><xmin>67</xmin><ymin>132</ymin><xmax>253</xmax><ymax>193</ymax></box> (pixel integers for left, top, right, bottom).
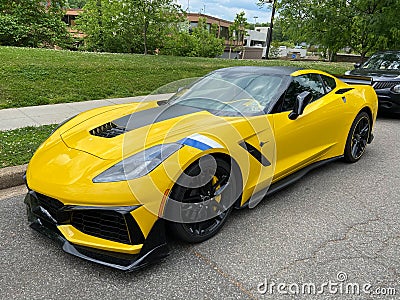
<box><xmin>265</xmin><ymin>0</ymin><xmax>277</xmax><ymax>60</ymax></box>
<box><xmin>253</xmin><ymin>16</ymin><xmax>258</xmax><ymax>28</ymax></box>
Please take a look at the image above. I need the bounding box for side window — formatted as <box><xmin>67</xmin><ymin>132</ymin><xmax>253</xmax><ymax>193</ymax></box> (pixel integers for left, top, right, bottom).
<box><xmin>281</xmin><ymin>74</ymin><xmax>325</xmax><ymax>111</ymax></box>
<box><xmin>321</xmin><ymin>75</ymin><xmax>337</xmax><ymax>92</ymax></box>
<box><xmin>281</xmin><ymin>80</ymin><xmax>302</xmax><ymax>112</ymax></box>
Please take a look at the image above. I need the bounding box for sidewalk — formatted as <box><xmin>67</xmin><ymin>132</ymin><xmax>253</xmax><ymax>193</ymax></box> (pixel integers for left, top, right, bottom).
<box><xmin>0</xmin><ymin>93</ymin><xmax>173</xmax><ymax>131</ymax></box>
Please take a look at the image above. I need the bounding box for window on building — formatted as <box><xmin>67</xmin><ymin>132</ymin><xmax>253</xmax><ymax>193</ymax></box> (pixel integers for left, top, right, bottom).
<box><xmin>220</xmin><ymin>26</ymin><xmax>229</xmax><ymax>39</ymax></box>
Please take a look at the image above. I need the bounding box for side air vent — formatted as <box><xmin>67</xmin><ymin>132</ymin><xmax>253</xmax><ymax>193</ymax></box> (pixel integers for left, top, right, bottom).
<box><xmin>335</xmin><ymin>88</ymin><xmax>354</xmax><ymax>94</ymax></box>
<box><xmin>90</xmin><ymin>122</ymin><xmax>126</xmax><ymax>138</ymax></box>
<box><xmin>239</xmin><ymin>141</ymin><xmax>271</xmax><ymax>167</ymax></box>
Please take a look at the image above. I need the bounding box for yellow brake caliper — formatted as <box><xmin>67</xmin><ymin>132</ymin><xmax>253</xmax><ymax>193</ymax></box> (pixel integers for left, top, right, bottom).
<box><xmin>212</xmin><ymin>176</ymin><xmax>222</xmax><ymax>212</ymax></box>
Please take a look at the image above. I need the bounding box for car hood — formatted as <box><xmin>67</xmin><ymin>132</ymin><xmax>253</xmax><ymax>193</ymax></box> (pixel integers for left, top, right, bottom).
<box><xmin>59</xmin><ymin>102</ymin><xmax>250</xmax><ymax>160</ymax></box>
<box><xmin>349</xmin><ymin>68</ymin><xmax>400</xmax><ymax>81</ymax></box>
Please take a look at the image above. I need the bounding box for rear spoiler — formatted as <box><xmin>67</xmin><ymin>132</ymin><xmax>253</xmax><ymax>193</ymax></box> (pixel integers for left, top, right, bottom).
<box><xmin>335</xmin><ymin>75</ymin><xmax>372</xmax><ymax>85</ymax></box>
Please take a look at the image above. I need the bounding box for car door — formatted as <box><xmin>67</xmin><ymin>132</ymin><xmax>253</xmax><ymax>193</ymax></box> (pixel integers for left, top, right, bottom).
<box><xmin>271</xmin><ymin>73</ymin><xmax>347</xmax><ymax>181</ymax></box>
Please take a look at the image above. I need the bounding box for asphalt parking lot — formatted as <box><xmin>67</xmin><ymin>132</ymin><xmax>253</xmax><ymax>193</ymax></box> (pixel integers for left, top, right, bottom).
<box><xmin>0</xmin><ymin>117</ymin><xmax>399</xmax><ymax>300</ymax></box>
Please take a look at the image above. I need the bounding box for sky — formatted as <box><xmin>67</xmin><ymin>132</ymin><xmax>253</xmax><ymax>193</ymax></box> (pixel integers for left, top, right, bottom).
<box><xmin>175</xmin><ymin>0</ymin><xmax>273</xmax><ymax>24</ymax></box>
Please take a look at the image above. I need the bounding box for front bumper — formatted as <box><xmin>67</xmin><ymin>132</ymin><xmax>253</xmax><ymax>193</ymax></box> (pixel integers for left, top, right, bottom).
<box><xmin>24</xmin><ymin>190</ymin><xmax>169</xmax><ymax>271</ymax></box>
<box><xmin>375</xmin><ymin>90</ymin><xmax>400</xmax><ymax>114</ymax></box>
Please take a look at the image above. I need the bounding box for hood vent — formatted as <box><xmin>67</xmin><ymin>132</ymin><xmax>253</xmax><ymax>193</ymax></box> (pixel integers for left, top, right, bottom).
<box><xmin>90</xmin><ymin>122</ymin><xmax>126</xmax><ymax>138</ymax></box>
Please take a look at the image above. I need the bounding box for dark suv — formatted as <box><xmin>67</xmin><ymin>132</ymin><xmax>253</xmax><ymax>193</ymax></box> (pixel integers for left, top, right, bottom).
<box><xmin>346</xmin><ymin>51</ymin><xmax>400</xmax><ymax>114</ymax></box>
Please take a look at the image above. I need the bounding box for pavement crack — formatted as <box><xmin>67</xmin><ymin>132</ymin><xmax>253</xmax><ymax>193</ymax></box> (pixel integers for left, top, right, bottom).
<box><xmin>189</xmin><ymin>247</ymin><xmax>258</xmax><ymax>300</ymax></box>
<box><xmin>269</xmin><ymin>216</ymin><xmax>383</xmax><ymax>279</ymax></box>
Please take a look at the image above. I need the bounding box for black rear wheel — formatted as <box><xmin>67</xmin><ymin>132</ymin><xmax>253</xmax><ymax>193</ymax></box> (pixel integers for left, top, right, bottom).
<box><xmin>343</xmin><ymin>111</ymin><xmax>371</xmax><ymax>163</ymax></box>
<box><xmin>167</xmin><ymin>157</ymin><xmax>238</xmax><ymax>243</ymax></box>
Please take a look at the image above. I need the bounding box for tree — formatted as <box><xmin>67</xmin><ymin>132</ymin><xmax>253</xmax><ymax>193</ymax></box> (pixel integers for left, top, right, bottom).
<box><xmin>278</xmin><ymin>0</ymin><xmax>348</xmax><ymax>60</ymax></box>
<box><xmin>229</xmin><ymin>11</ymin><xmax>247</xmax><ymax>50</ymax></box>
<box><xmin>192</xmin><ymin>18</ymin><xmax>225</xmax><ymax>58</ymax></box>
<box><xmin>133</xmin><ymin>0</ymin><xmax>184</xmax><ymax>55</ymax></box>
<box><xmin>0</xmin><ymin>0</ymin><xmax>70</xmax><ymax>48</ymax></box>
<box><xmin>347</xmin><ymin>0</ymin><xmax>400</xmax><ymax>60</ymax></box>
<box><xmin>162</xmin><ymin>17</ymin><xmax>225</xmax><ymax>58</ymax></box>
<box><xmin>67</xmin><ymin>0</ymin><xmax>87</xmax><ymax>8</ymax></box>
<box><xmin>77</xmin><ymin>0</ymin><xmax>184</xmax><ymax>54</ymax></box>
<box><xmin>274</xmin><ymin>0</ymin><xmax>400</xmax><ymax>61</ymax></box>
<box><xmin>162</xmin><ymin>29</ymin><xmax>198</xmax><ymax>57</ymax></box>
<box><xmin>76</xmin><ymin>0</ymin><xmax>119</xmax><ymax>52</ymax></box>
<box><xmin>271</xmin><ymin>19</ymin><xmax>288</xmax><ymax>42</ymax></box>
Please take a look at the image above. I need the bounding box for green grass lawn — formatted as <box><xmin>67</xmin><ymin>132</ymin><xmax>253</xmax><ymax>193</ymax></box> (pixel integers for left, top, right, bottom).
<box><xmin>0</xmin><ymin>125</ymin><xmax>57</xmax><ymax>168</ymax></box>
<box><xmin>0</xmin><ymin>46</ymin><xmax>352</xmax><ymax>109</ymax></box>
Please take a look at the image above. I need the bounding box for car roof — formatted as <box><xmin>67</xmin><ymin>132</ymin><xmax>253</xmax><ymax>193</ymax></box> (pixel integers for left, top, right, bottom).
<box><xmin>214</xmin><ymin>66</ymin><xmax>302</xmax><ymax>76</ymax></box>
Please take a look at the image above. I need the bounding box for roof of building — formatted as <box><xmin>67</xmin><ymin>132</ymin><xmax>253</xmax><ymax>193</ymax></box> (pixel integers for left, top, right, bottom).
<box><xmin>187</xmin><ymin>13</ymin><xmax>233</xmax><ymax>26</ymax></box>
<box><xmin>65</xmin><ymin>8</ymin><xmax>83</xmax><ymax>16</ymax></box>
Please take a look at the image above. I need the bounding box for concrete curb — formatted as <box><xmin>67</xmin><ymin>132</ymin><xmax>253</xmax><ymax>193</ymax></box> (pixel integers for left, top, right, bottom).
<box><xmin>0</xmin><ymin>164</ymin><xmax>27</xmax><ymax>190</ymax></box>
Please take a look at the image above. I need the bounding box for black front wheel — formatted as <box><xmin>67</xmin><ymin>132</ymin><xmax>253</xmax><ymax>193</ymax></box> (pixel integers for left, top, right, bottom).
<box><xmin>167</xmin><ymin>157</ymin><xmax>238</xmax><ymax>243</ymax></box>
<box><xmin>343</xmin><ymin>111</ymin><xmax>371</xmax><ymax>163</ymax></box>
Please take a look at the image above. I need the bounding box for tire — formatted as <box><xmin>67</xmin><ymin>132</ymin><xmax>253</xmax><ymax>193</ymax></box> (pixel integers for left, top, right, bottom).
<box><xmin>343</xmin><ymin>111</ymin><xmax>371</xmax><ymax>163</ymax></box>
<box><xmin>167</xmin><ymin>157</ymin><xmax>238</xmax><ymax>243</ymax></box>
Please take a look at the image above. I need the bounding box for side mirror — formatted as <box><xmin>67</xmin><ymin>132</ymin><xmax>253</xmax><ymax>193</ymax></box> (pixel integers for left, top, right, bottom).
<box><xmin>177</xmin><ymin>87</ymin><xmax>184</xmax><ymax>93</ymax></box>
<box><xmin>354</xmin><ymin>63</ymin><xmax>361</xmax><ymax>69</ymax></box>
<box><xmin>288</xmin><ymin>91</ymin><xmax>312</xmax><ymax>120</ymax></box>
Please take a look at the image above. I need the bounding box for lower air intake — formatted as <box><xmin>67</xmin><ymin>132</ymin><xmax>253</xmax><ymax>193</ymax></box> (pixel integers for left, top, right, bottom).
<box><xmin>71</xmin><ymin>210</ymin><xmax>131</xmax><ymax>245</ymax></box>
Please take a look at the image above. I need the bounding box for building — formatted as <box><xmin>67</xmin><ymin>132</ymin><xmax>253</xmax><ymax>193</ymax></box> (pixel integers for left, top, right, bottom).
<box><xmin>63</xmin><ymin>8</ymin><xmax>81</xmax><ymax>27</ymax></box>
<box><xmin>63</xmin><ymin>9</ymin><xmax>233</xmax><ymax>42</ymax></box>
<box><xmin>186</xmin><ymin>13</ymin><xmax>232</xmax><ymax>41</ymax></box>
<box><xmin>245</xmin><ymin>27</ymin><xmax>269</xmax><ymax>47</ymax></box>
<box><xmin>63</xmin><ymin>9</ymin><xmax>85</xmax><ymax>38</ymax></box>
<box><xmin>243</xmin><ymin>27</ymin><xmax>269</xmax><ymax>59</ymax></box>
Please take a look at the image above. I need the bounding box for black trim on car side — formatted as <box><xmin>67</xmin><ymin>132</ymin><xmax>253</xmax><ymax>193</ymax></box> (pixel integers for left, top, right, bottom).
<box><xmin>335</xmin><ymin>88</ymin><xmax>354</xmax><ymax>94</ymax></box>
<box><xmin>239</xmin><ymin>156</ymin><xmax>343</xmax><ymax>209</ymax></box>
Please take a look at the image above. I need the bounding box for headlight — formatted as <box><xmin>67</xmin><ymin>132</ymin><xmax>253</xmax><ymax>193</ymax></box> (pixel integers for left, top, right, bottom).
<box><xmin>391</xmin><ymin>84</ymin><xmax>400</xmax><ymax>94</ymax></box>
<box><xmin>93</xmin><ymin>143</ymin><xmax>182</xmax><ymax>183</ymax></box>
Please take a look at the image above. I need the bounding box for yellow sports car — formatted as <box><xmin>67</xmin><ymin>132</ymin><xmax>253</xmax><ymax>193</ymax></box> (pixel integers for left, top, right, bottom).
<box><xmin>24</xmin><ymin>67</ymin><xmax>378</xmax><ymax>271</ymax></box>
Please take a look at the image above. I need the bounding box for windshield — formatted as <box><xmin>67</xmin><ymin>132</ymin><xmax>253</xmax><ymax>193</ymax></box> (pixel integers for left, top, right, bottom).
<box><xmin>362</xmin><ymin>52</ymin><xmax>400</xmax><ymax>71</ymax></box>
<box><xmin>168</xmin><ymin>71</ymin><xmax>288</xmax><ymax>115</ymax></box>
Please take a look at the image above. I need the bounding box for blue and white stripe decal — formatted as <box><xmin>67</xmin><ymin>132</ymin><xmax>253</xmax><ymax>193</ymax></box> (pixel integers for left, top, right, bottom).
<box><xmin>179</xmin><ymin>134</ymin><xmax>223</xmax><ymax>150</ymax></box>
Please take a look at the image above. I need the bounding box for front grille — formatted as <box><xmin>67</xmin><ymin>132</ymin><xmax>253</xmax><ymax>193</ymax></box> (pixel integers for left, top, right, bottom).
<box><xmin>32</xmin><ymin>192</ymin><xmax>144</xmax><ymax>245</ymax></box>
<box><xmin>373</xmin><ymin>81</ymin><xmax>400</xmax><ymax>90</ymax></box>
<box><xmin>36</xmin><ymin>193</ymin><xmax>64</xmax><ymax>219</ymax></box>
<box><xmin>71</xmin><ymin>210</ymin><xmax>131</xmax><ymax>244</ymax></box>
<box><xmin>90</xmin><ymin>122</ymin><xmax>126</xmax><ymax>138</ymax></box>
